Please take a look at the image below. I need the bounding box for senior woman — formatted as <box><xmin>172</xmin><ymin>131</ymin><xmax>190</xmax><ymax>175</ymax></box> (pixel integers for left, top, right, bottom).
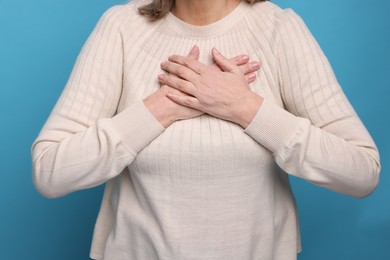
<box><xmin>31</xmin><ymin>0</ymin><xmax>380</xmax><ymax>259</ymax></box>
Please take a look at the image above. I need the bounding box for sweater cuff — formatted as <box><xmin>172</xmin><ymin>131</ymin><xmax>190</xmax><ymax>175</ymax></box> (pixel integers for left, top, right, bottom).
<box><xmin>109</xmin><ymin>101</ymin><xmax>165</xmax><ymax>154</ymax></box>
<box><xmin>244</xmin><ymin>99</ymin><xmax>302</xmax><ymax>154</ymax></box>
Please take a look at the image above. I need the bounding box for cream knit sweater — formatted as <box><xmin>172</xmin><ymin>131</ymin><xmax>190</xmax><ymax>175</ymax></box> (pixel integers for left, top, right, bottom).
<box><xmin>32</xmin><ymin>0</ymin><xmax>381</xmax><ymax>259</ymax></box>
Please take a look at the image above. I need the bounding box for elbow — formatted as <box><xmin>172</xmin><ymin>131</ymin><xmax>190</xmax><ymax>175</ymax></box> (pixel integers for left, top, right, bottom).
<box><xmin>31</xmin><ymin>143</ymin><xmax>68</xmax><ymax>199</ymax></box>
<box><xmin>33</xmin><ymin>182</ymin><xmax>61</xmax><ymax>199</ymax></box>
<box><xmin>352</xmin><ymin>178</ymin><xmax>379</xmax><ymax>199</ymax></box>
<box><xmin>351</xmin><ymin>159</ymin><xmax>381</xmax><ymax>199</ymax></box>
<box><xmin>354</xmin><ymin>173</ymin><xmax>380</xmax><ymax>199</ymax></box>
<box><xmin>32</xmin><ymin>155</ymin><xmax>68</xmax><ymax>198</ymax></box>
<box><xmin>321</xmin><ymin>155</ymin><xmax>381</xmax><ymax>199</ymax></box>
<box><xmin>32</xmin><ymin>170</ymin><xmax>66</xmax><ymax>199</ymax></box>
<box><xmin>335</xmin><ymin>145</ymin><xmax>381</xmax><ymax>199</ymax></box>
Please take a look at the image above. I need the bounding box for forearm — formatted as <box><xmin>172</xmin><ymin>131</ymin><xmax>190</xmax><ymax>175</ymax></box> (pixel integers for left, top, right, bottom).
<box><xmin>32</xmin><ymin>101</ymin><xmax>164</xmax><ymax>198</ymax></box>
<box><xmin>244</xmin><ymin>99</ymin><xmax>380</xmax><ymax>198</ymax></box>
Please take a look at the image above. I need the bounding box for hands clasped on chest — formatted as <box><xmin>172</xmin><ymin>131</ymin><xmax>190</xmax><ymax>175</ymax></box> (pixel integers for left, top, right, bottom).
<box><xmin>143</xmin><ymin>45</ymin><xmax>264</xmax><ymax>128</ymax></box>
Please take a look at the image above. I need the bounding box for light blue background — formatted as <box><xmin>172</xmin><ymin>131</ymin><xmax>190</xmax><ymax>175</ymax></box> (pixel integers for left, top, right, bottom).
<box><xmin>0</xmin><ymin>0</ymin><xmax>389</xmax><ymax>259</ymax></box>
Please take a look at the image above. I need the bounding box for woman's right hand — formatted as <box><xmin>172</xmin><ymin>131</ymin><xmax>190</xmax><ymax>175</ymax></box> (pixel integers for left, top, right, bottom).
<box><xmin>144</xmin><ymin>45</ymin><xmax>261</xmax><ymax>128</ymax></box>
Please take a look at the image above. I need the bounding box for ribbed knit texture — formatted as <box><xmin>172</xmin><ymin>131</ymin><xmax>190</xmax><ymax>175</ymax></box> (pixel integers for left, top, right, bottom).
<box><xmin>31</xmin><ymin>1</ymin><xmax>380</xmax><ymax>259</ymax></box>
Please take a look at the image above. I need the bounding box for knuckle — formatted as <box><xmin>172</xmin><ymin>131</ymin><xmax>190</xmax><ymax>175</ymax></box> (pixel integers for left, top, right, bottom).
<box><xmin>238</xmin><ymin>64</ymin><xmax>248</xmax><ymax>74</ymax></box>
<box><xmin>183</xmin><ymin>98</ymin><xmax>193</xmax><ymax>106</ymax></box>
<box><xmin>195</xmin><ymin>65</ymin><xmax>203</xmax><ymax>74</ymax></box>
<box><xmin>186</xmin><ymin>81</ymin><xmax>194</xmax><ymax>89</ymax></box>
<box><xmin>198</xmin><ymin>66</ymin><xmax>207</xmax><ymax>74</ymax></box>
<box><xmin>178</xmin><ymin>80</ymin><xmax>188</xmax><ymax>90</ymax></box>
<box><xmin>203</xmin><ymin>98</ymin><xmax>213</xmax><ymax>106</ymax></box>
<box><xmin>183</xmin><ymin>58</ymin><xmax>190</xmax><ymax>67</ymax></box>
<box><xmin>240</xmin><ymin>63</ymin><xmax>250</xmax><ymax>73</ymax></box>
<box><xmin>176</xmin><ymin>67</ymin><xmax>186</xmax><ymax>77</ymax></box>
<box><xmin>232</xmin><ymin>57</ymin><xmax>242</xmax><ymax>65</ymax></box>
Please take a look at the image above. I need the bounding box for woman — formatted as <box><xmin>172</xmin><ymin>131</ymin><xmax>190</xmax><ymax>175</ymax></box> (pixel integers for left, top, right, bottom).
<box><xmin>31</xmin><ymin>0</ymin><xmax>381</xmax><ymax>259</ymax></box>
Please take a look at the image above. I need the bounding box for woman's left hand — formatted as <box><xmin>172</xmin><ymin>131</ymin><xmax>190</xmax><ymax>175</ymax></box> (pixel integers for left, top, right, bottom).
<box><xmin>159</xmin><ymin>48</ymin><xmax>264</xmax><ymax>128</ymax></box>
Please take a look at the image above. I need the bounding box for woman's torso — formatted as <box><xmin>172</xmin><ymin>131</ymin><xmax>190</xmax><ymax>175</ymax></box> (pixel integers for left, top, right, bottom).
<box><xmin>90</xmin><ymin>1</ymin><xmax>301</xmax><ymax>259</ymax></box>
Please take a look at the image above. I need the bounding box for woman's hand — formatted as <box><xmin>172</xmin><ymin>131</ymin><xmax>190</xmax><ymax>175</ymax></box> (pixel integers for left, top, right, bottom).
<box><xmin>144</xmin><ymin>46</ymin><xmax>204</xmax><ymax>128</ymax></box>
<box><xmin>158</xmin><ymin>48</ymin><xmax>264</xmax><ymax>128</ymax></box>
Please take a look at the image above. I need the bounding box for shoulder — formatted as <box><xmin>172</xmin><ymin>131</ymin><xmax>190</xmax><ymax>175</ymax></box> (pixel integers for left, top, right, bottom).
<box><xmin>97</xmin><ymin>2</ymin><xmax>136</xmax><ymax>26</ymax></box>
<box><xmin>244</xmin><ymin>1</ymin><xmax>305</xmax><ymax>30</ymax></box>
<box><xmin>97</xmin><ymin>0</ymin><xmax>151</xmax><ymax>29</ymax></box>
<box><xmin>97</xmin><ymin>0</ymin><xmax>163</xmax><ymax>37</ymax></box>
<box><xmin>251</xmin><ymin>1</ymin><xmax>301</xmax><ymax>19</ymax></box>
<box><xmin>242</xmin><ymin>1</ymin><xmax>310</xmax><ymax>46</ymax></box>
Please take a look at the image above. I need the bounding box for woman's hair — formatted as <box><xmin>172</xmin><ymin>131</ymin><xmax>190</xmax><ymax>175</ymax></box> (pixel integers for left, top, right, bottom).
<box><xmin>138</xmin><ymin>0</ymin><xmax>269</xmax><ymax>20</ymax></box>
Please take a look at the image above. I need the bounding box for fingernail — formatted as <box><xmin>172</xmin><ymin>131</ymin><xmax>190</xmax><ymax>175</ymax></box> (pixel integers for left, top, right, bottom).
<box><xmin>191</xmin><ymin>45</ymin><xmax>199</xmax><ymax>56</ymax></box>
<box><xmin>158</xmin><ymin>74</ymin><xmax>164</xmax><ymax>80</ymax></box>
<box><xmin>251</xmin><ymin>62</ymin><xmax>260</xmax><ymax>69</ymax></box>
<box><xmin>242</xmin><ymin>55</ymin><xmax>249</xmax><ymax>61</ymax></box>
<box><xmin>212</xmin><ymin>48</ymin><xmax>220</xmax><ymax>54</ymax></box>
<box><xmin>247</xmin><ymin>73</ymin><xmax>256</xmax><ymax>81</ymax></box>
<box><xmin>160</xmin><ymin>61</ymin><xmax>166</xmax><ymax>67</ymax></box>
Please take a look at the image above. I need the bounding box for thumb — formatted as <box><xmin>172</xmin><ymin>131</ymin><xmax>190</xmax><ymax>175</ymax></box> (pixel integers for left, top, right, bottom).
<box><xmin>212</xmin><ymin>48</ymin><xmax>239</xmax><ymax>74</ymax></box>
<box><xmin>188</xmin><ymin>45</ymin><xmax>200</xmax><ymax>60</ymax></box>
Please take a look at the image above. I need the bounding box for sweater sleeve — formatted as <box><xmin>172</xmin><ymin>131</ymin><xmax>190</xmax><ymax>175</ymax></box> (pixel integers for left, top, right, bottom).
<box><xmin>31</xmin><ymin>6</ymin><xmax>165</xmax><ymax>198</ymax></box>
<box><xmin>244</xmin><ymin>9</ymin><xmax>380</xmax><ymax>198</ymax></box>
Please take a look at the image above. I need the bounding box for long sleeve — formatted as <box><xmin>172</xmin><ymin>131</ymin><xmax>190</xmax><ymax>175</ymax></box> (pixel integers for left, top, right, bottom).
<box><xmin>244</xmin><ymin>9</ymin><xmax>380</xmax><ymax>198</ymax></box>
<box><xmin>31</xmin><ymin>7</ymin><xmax>164</xmax><ymax>198</ymax></box>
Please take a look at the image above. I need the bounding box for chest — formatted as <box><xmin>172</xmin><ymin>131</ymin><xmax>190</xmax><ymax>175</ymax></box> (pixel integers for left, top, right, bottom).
<box><xmin>118</xmin><ymin>36</ymin><xmax>283</xmax><ymax>110</ymax></box>
<box><xmin>119</xmin><ymin>38</ymin><xmax>282</xmax><ymax>177</ymax></box>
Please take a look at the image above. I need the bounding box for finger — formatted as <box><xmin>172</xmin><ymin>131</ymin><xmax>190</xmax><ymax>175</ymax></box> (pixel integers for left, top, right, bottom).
<box><xmin>158</xmin><ymin>74</ymin><xmax>197</xmax><ymax>96</ymax></box>
<box><xmin>187</xmin><ymin>45</ymin><xmax>200</xmax><ymax>60</ymax></box>
<box><xmin>210</xmin><ymin>54</ymin><xmax>250</xmax><ymax>73</ymax></box>
<box><xmin>239</xmin><ymin>61</ymin><xmax>261</xmax><ymax>76</ymax></box>
<box><xmin>245</xmin><ymin>72</ymin><xmax>257</xmax><ymax>83</ymax></box>
<box><xmin>161</xmin><ymin>60</ymin><xmax>199</xmax><ymax>82</ymax></box>
<box><xmin>229</xmin><ymin>54</ymin><xmax>250</xmax><ymax>66</ymax></box>
<box><xmin>168</xmin><ymin>55</ymin><xmax>205</xmax><ymax>74</ymax></box>
<box><xmin>166</xmin><ymin>92</ymin><xmax>202</xmax><ymax>111</ymax></box>
<box><xmin>212</xmin><ymin>48</ymin><xmax>241</xmax><ymax>74</ymax></box>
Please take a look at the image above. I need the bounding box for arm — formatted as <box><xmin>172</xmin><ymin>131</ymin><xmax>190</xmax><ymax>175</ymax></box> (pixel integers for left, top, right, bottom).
<box><xmin>31</xmin><ymin>7</ymin><xmax>164</xmax><ymax>198</ymax></box>
<box><xmin>244</xmin><ymin>9</ymin><xmax>380</xmax><ymax>198</ymax></box>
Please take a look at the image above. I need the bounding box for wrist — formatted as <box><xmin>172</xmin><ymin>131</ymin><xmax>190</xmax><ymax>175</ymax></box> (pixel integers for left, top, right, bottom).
<box><xmin>143</xmin><ymin>96</ymin><xmax>175</xmax><ymax>128</ymax></box>
<box><xmin>234</xmin><ymin>93</ymin><xmax>263</xmax><ymax>129</ymax></box>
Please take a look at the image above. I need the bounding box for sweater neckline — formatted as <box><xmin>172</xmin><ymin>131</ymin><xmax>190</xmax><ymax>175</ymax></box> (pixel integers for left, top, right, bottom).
<box><xmin>164</xmin><ymin>1</ymin><xmax>247</xmax><ymax>37</ymax></box>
